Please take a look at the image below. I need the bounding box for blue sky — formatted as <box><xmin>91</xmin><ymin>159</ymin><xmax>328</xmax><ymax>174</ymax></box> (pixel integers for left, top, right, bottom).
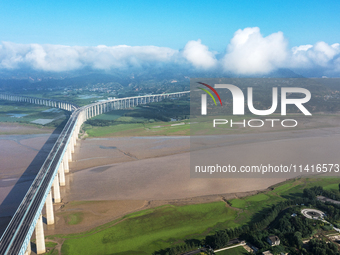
<box><xmin>1</xmin><ymin>0</ymin><xmax>339</xmax><ymax>51</ymax></box>
<box><xmin>1</xmin><ymin>0</ymin><xmax>340</xmax><ymax>76</ymax></box>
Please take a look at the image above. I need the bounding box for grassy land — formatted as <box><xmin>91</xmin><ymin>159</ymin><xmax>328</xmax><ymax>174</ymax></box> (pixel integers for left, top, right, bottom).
<box><xmin>80</xmin><ymin>97</ymin><xmax>190</xmax><ymax>137</ymax></box>
<box><xmin>0</xmin><ymin>100</ymin><xmax>68</xmax><ymax>128</ymax></box>
<box><xmin>216</xmin><ymin>246</ymin><xmax>249</xmax><ymax>255</ymax></box>
<box><xmin>83</xmin><ymin>111</ymin><xmax>340</xmax><ymax>137</ymax></box>
<box><xmin>58</xmin><ymin>202</ymin><xmax>237</xmax><ymax>255</ymax></box>
<box><xmin>44</xmin><ymin>241</ymin><xmax>58</xmax><ymax>255</ymax></box>
<box><xmin>84</xmin><ymin>120</ymin><xmax>190</xmax><ymax>137</ymax></box>
<box><xmin>48</xmin><ymin>177</ymin><xmax>340</xmax><ymax>255</ymax></box>
<box><xmin>64</xmin><ymin>212</ymin><xmax>84</xmax><ymax>225</ymax></box>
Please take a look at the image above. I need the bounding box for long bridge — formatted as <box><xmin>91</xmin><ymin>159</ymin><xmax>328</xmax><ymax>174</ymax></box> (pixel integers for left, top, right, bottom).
<box><xmin>0</xmin><ymin>91</ymin><xmax>189</xmax><ymax>255</ymax></box>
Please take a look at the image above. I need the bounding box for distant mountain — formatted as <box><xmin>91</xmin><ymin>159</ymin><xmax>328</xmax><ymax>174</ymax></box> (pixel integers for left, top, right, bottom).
<box><xmin>0</xmin><ymin>66</ymin><xmax>313</xmax><ymax>93</ymax></box>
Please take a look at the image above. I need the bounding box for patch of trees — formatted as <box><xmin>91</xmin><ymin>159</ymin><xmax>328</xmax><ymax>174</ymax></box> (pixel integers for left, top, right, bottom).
<box><xmin>137</xmin><ymin>99</ymin><xmax>190</xmax><ymax>119</ymax></box>
<box><xmin>314</xmin><ymin>201</ymin><xmax>340</xmax><ymax>222</ymax></box>
<box><xmin>85</xmin><ymin>98</ymin><xmax>190</xmax><ymax>127</ymax></box>
<box><xmin>309</xmin><ymin>238</ymin><xmax>340</xmax><ymax>255</ymax></box>
<box><xmin>248</xmin><ymin>198</ymin><xmax>310</xmax><ymax>232</ymax></box>
<box><xmin>274</xmin><ymin>208</ymin><xmax>317</xmax><ymax>238</ymax></box>
<box><xmin>86</xmin><ymin>119</ymin><xmax>119</xmax><ymax>126</ymax></box>
<box><xmin>303</xmin><ymin>185</ymin><xmax>340</xmax><ymax>201</ymax></box>
<box><xmin>303</xmin><ymin>186</ymin><xmax>340</xmax><ymax>221</ymax></box>
<box><xmin>124</xmin><ymin>111</ymin><xmax>171</xmax><ymax>122</ymax></box>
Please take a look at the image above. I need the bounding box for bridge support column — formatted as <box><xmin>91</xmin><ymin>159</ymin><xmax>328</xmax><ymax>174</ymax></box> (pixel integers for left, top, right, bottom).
<box><xmin>53</xmin><ymin>173</ymin><xmax>61</xmax><ymax>203</ymax></box>
<box><xmin>73</xmin><ymin>131</ymin><xmax>77</xmax><ymax>146</ymax></box>
<box><xmin>45</xmin><ymin>191</ymin><xmax>54</xmax><ymax>225</ymax></box>
<box><xmin>59</xmin><ymin>163</ymin><xmax>66</xmax><ymax>186</ymax></box>
<box><xmin>24</xmin><ymin>241</ymin><xmax>31</xmax><ymax>255</ymax></box>
<box><xmin>68</xmin><ymin>145</ymin><xmax>72</xmax><ymax>162</ymax></box>
<box><xmin>71</xmin><ymin>135</ymin><xmax>75</xmax><ymax>153</ymax></box>
<box><xmin>35</xmin><ymin>214</ymin><xmax>46</xmax><ymax>254</ymax></box>
<box><xmin>64</xmin><ymin>153</ymin><xmax>69</xmax><ymax>173</ymax></box>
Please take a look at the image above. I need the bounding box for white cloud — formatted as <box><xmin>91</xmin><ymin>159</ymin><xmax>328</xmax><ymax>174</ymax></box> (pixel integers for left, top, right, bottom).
<box><xmin>182</xmin><ymin>39</ymin><xmax>217</xmax><ymax>69</ymax></box>
<box><xmin>1</xmin><ymin>28</ymin><xmax>340</xmax><ymax>76</ymax></box>
<box><xmin>292</xmin><ymin>44</ymin><xmax>313</xmax><ymax>54</ymax></box>
<box><xmin>0</xmin><ymin>41</ymin><xmax>29</xmax><ymax>69</ymax></box>
<box><xmin>222</xmin><ymin>27</ymin><xmax>288</xmax><ymax>74</ymax></box>
<box><xmin>0</xmin><ymin>42</ymin><xmax>178</xmax><ymax>71</ymax></box>
<box><xmin>290</xmin><ymin>41</ymin><xmax>340</xmax><ymax>69</ymax></box>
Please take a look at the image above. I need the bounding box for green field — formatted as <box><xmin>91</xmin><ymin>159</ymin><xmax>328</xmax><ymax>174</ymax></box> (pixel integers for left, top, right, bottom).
<box><xmin>82</xmin><ymin>98</ymin><xmax>190</xmax><ymax>137</ymax></box>
<box><xmin>64</xmin><ymin>212</ymin><xmax>84</xmax><ymax>225</ymax></box>
<box><xmin>323</xmin><ymin>183</ymin><xmax>339</xmax><ymax>191</ymax></box>
<box><xmin>58</xmin><ymin>202</ymin><xmax>238</xmax><ymax>255</ymax></box>
<box><xmin>47</xmin><ymin>177</ymin><xmax>340</xmax><ymax>255</ymax></box>
<box><xmin>44</xmin><ymin>242</ymin><xmax>58</xmax><ymax>255</ymax></box>
<box><xmin>83</xmin><ymin>119</ymin><xmax>190</xmax><ymax>137</ymax></box>
<box><xmin>216</xmin><ymin>246</ymin><xmax>249</xmax><ymax>255</ymax></box>
<box><xmin>0</xmin><ymin>100</ymin><xmax>68</xmax><ymax>128</ymax></box>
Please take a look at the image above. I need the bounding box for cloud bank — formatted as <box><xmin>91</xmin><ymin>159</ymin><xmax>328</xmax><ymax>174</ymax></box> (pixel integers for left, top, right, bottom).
<box><xmin>222</xmin><ymin>27</ymin><xmax>288</xmax><ymax>74</ymax></box>
<box><xmin>1</xmin><ymin>27</ymin><xmax>340</xmax><ymax>76</ymax></box>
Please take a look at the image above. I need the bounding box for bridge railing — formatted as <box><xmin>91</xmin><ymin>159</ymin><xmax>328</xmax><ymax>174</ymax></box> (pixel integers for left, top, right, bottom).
<box><xmin>0</xmin><ymin>93</ymin><xmax>77</xmax><ymax>112</ymax></box>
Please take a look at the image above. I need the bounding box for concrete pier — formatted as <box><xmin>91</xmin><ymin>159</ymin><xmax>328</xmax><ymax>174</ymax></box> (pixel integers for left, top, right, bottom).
<box><xmin>63</xmin><ymin>154</ymin><xmax>69</xmax><ymax>173</ymax></box>
<box><xmin>35</xmin><ymin>215</ymin><xmax>46</xmax><ymax>254</ymax></box>
<box><xmin>68</xmin><ymin>146</ymin><xmax>72</xmax><ymax>162</ymax></box>
<box><xmin>59</xmin><ymin>163</ymin><xmax>66</xmax><ymax>186</ymax></box>
<box><xmin>53</xmin><ymin>173</ymin><xmax>61</xmax><ymax>203</ymax></box>
<box><xmin>45</xmin><ymin>191</ymin><xmax>54</xmax><ymax>225</ymax></box>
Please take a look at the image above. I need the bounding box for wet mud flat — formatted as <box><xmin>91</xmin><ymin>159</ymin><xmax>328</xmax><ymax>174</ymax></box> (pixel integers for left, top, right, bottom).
<box><xmin>0</xmin><ymin>124</ymin><xmax>58</xmax><ymax>235</ymax></box>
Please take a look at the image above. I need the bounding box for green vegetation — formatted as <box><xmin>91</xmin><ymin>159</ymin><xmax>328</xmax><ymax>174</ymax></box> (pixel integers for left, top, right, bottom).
<box><xmin>216</xmin><ymin>246</ymin><xmax>249</xmax><ymax>255</ymax></box>
<box><xmin>64</xmin><ymin>212</ymin><xmax>84</xmax><ymax>225</ymax></box>
<box><xmin>244</xmin><ymin>193</ymin><xmax>269</xmax><ymax>202</ymax></box>
<box><xmin>323</xmin><ymin>183</ymin><xmax>339</xmax><ymax>191</ymax></box>
<box><xmin>309</xmin><ymin>239</ymin><xmax>339</xmax><ymax>255</ymax></box>
<box><xmin>0</xmin><ymin>72</ymin><xmax>190</xmax><ymax>107</ymax></box>
<box><xmin>229</xmin><ymin>199</ymin><xmax>246</xmax><ymax>209</ymax></box>
<box><xmin>45</xmin><ymin>241</ymin><xmax>58</xmax><ymax>248</ymax></box>
<box><xmin>58</xmin><ymin>202</ymin><xmax>237</xmax><ymax>255</ymax></box>
<box><xmin>0</xmin><ymin>100</ymin><xmax>68</xmax><ymax>128</ymax></box>
<box><xmin>45</xmin><ymin>249</ymin><xmax>58</xmax><ymax>255</ymax></box>
<box><xmin>84</xmin><ymin>120</ymin><xmax>190</xmax><ymax>137</ymax></box>
<box><xmin>45</xmin><ymin>241</ymin><xmax>58</xmax><ymax>255</ymax></box>
<box><xmin>82</xmin><ymin>98</ymin><xmax>190</xmax><ymax>137</ymax></box>
<box><xmin>46</xmin><ymin>177</ymin><xmax>340</xmax><ymax>255</ymax></box>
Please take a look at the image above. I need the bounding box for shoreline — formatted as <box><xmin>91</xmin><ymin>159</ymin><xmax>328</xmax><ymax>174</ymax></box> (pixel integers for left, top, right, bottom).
<box><xmin>47</xmin><ymin>182</ymin><xmax>282</xmax><ymax>236</ymax></box>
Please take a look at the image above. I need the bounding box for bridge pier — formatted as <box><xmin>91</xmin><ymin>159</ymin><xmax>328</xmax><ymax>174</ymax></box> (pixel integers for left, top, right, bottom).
<box><xmin>53</xmin><ymin>173</ymin><xmax>61</xmax><ymax>203</ymax></box>
<box><xmin>68</xmin><ymin>145</ymin><xmax>72</xmax><ymax>162</ymax></box>
<box><xmin>64</xmin><ymin>154</ymin><xmax>69</xmax><ymax>173</ymax></box>
<box><xmin>59</xmin><ymin>163</ymin><xmax>66</xmax><ymax>186</ymax></box>
<box><xmin>35</xmin><ymin>214</ymin><xmax>46</xmax><ymax>254</ymax></box>
<box><xmin>46</xmin><ymin>191</ymin><xmax>54</xmax><ymax>225</ymax></box>
<box><xmin>70</xmin><ymin>135</ymin><xmax>75</xmax><ymax>153</ymax></box>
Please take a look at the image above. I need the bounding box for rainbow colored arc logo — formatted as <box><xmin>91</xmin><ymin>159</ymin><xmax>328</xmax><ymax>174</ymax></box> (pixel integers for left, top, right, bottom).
<box><xmin>197</xmin><ymin>82</ymin><xmax>223</xmax><ymax>106</ymax></box>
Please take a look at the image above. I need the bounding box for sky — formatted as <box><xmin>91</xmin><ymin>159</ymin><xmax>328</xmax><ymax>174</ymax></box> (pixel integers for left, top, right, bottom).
<box><xmin>1</xmin><ymin>0</ymin><xmax>340</xmax><ymax>76</ymax></box>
